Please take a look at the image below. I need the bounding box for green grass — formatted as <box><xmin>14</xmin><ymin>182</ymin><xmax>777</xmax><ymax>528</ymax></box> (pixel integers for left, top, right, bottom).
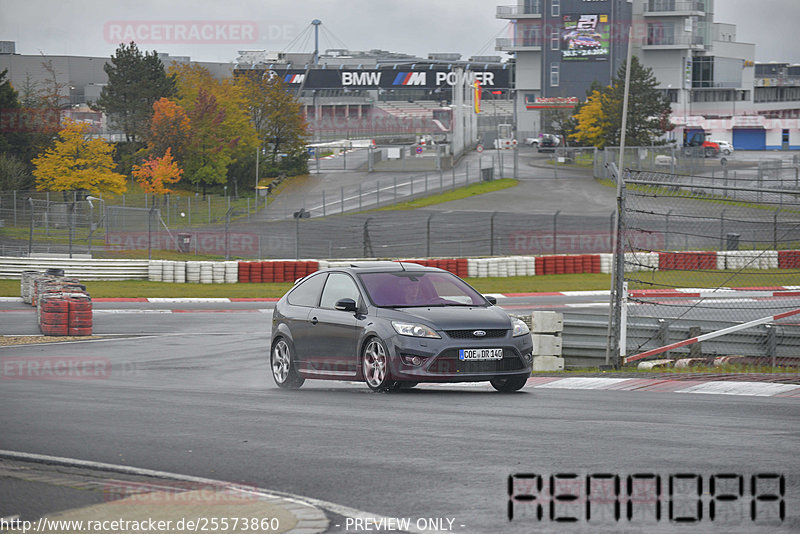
<box><xmin>370</xmin><ymin>178</ymin><xmax>518</xmax><ymax>211</ymax></box>
<box><xmin>536</xmin><ymin>365</ymin><xmax>799</xmax><ymax>375</ymax></box>
<box><xmin>2</xmin><ymin>269</ymin><xmax>798</xmax><ymax>298</ymax></box>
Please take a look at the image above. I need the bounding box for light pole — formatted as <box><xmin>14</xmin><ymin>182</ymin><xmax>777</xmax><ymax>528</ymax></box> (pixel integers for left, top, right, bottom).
<box><xmin>86</xmin><ymin>196</ymin><xmax>106</xmax><ymax>256</ymax></box>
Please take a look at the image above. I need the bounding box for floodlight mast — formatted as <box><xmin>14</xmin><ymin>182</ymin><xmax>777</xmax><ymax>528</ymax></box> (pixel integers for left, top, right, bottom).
<box><xmin>312</xmin><ymin>19</ymin><xmax>321</xmax><ymax>65</ymax></box>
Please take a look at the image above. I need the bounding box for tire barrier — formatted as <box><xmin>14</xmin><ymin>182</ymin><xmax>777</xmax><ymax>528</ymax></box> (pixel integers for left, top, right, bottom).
<box><xmin>21</xmin><ymin>273</ymin><xmax>93</xmax><ymax>336</ymax></box>
<box><xmin>4</xmin><ymin>251</ymin><xmax>800</xmax><ymax>284</ymax></box>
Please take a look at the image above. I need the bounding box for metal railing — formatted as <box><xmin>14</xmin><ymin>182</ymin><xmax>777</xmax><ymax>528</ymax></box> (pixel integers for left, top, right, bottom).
<box><xmin>563</xmin><ymin>313</ymin><xmax>800</xmax><ymax>368</ymax></box>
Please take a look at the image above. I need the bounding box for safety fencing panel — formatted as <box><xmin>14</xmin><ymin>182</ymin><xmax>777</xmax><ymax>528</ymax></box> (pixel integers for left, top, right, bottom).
<box><xmin>621</xmin><ymin>170</ymin><xmax>800</xmax><ymax>367</ymax></box>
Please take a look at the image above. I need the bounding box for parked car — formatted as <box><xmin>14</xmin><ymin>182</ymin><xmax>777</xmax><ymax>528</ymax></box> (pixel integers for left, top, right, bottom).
<box><xmin>270</xmin><ymin>262</ymin><xmax>533</xmax><ymax>392</ymax></box>
<box><xmin>537</xmin><ymin>134</ymin><xmax>560</xmax><ymax>153</ymax></box>
<box><xmin>709</xmin><ymin>140</ymin><xmax>734</xmax><ymax>155</ymax></box>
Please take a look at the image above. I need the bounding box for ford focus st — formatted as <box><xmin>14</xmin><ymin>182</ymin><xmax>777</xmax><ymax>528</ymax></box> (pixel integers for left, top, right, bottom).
<box><xmin>270</xmin><ymin>262</ymin><xmax>533</xmax><ymax>392</ymax></box>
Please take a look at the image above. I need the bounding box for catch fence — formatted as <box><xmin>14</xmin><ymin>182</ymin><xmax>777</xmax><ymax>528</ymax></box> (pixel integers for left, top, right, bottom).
<box><xmin>610</xmin><ymin>169</ymin><xmax>800</xmax><ymax>367</ymax></box>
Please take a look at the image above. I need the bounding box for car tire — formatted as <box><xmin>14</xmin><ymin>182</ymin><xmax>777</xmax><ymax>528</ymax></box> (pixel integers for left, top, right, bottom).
<box><xmin>723</xmin><ymin>149</ymin><xmax>731</xmax><ymax>155</ymax></box>
<box><xmin>704</xmin><ymin>147</ymin><xmax>715</xmax><ymax>158</ymax></box>
<box><xmin>271</xmin><ymin>337</ymin><xmax>305</xmax><ymax>389</ymax></box>
<box><xmin>362</xmin><ymin>337</ymin><xmax>397</xmax><ymax>392</ymax></box>
<box><xmin>490</xmin><ymin>374</ymin><xmax>529</xmax><ymax>393</ymax></box>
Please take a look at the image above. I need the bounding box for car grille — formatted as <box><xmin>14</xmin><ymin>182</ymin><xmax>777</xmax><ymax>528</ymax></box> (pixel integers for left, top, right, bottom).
<box><xmin>427</xmin><ymin>349</ymin><xmax>525</xmax><ymax>374</ymax></box>
<box><xmin>445</xmin><ymin>329</ymin><xmax>508</xmax><ymax>339</ymax></box>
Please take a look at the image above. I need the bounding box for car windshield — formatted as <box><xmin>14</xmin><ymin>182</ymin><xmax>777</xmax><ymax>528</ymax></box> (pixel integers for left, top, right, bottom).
<box><xmin>358</xmin><ymin>271</ymin><xmax>487</xmax><ymax>307</ymax></box>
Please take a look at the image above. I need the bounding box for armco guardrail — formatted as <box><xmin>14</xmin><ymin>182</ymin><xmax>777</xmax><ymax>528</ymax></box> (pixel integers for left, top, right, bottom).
<box><xmin>1</xmin><ymin>250</ymin><xmax>798</xmax><ymax>281</ymax></box>
<box><xmin>1</xmin><ymin>257</ymin><xmax>149</xmax><ymax>280</ymax></box>
<box><xmin>562</xmin><ymin>313</ymin><xmax>800</xmax><ymax>368</ymax></box>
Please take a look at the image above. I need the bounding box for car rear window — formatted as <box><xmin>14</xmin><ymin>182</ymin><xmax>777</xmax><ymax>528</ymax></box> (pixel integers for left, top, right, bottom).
<box><xmin>287</xmin><ymin>272</ymin><xmax>327</xmax><ymax>307</ymax></box>
<box><xmin>359</xmin><ymin>271</ymin><xmax>486</xmax><ymax>307</ymax></box>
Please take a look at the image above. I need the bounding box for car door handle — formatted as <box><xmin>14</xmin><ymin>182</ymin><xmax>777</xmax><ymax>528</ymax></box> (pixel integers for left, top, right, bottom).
<box><xmin>310</xmin><ymin>317</ymin><xmax>318</xmax><ymax>325</ymax></box>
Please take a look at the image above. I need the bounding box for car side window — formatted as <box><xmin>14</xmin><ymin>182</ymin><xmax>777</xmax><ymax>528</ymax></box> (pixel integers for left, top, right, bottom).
<box><xmin>287</xmin><ymin>273</ymin><xmax>327</xmax><ymax>307</ymax></box>
<box><xmin>319</xmin><ymin>273</ymin><xmax>361</xmax><ymax>310</ymax></box>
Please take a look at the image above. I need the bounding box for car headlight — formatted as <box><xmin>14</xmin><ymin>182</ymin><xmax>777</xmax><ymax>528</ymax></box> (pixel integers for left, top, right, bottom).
<box><xmin>392</xmin><ymin>321</ymin><xmax>441</xmax><ymax>338</ymax></box>
<box><xmin>511</xmin><ymin>317</ymin><xmax>530</xmax><ymax>337</ymax></box>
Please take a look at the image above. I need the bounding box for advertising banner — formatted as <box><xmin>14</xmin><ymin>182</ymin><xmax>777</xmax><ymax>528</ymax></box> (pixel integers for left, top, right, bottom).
<box><xmin>561</xmin><ymin>14</ymin><xmax>611</xmax><ymax>61</ymax></box>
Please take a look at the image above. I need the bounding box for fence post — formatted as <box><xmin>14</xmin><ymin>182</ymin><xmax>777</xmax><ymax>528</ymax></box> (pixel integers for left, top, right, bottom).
<box><xmin>27</xmin><ymin>198</ymin><xmax>34</xmax><ymax>255</ymax></box>
<box><xmin>295</xmin><ymin>216</ymin><xmax>300</xmax><ymax>260</ymax></box>
<box><xmin>610</xmin><ymin>211</ymin><xmax>615</xmax><ymax>252</ymax></box>
<box><xmin>188</xmin><ymin>196</ymin><xmax>192</xmax><ymax>227</ymax></box>
<box><xmin>688</xmin><ymin>326</ymin><xmax>702</xmax><ymax>357</ymax></box>
<box><xmin>426</xmin><ymin>214</ymin><xmax>434</xmax><ymax>257</ymax></box>
<box><xmin>774</xmin><ymin>209</ymin><xmax>781</xmax><ymax>250</ymax></box>
<box><xmin>665</xmin><ymin>209</ymin><xmax>672</xmax><ymax>251</ymax></box>
<box><xmin>553</xmin><ymin>211</ymin><xmax>560</xmax><ymax>255</ymax></box>
<box><xmin>452</xmin><ymin>165</ymin><xmax>456</xmax><ymax>190</ymax></box>
<box><xmin>490</xmin><ymin>212</ymin><xmax>498</xmax><ymax>256</ymax></box>
<box><xmin>765</xmin><ymin>325</ymin><xmax>777</xmax><ymax>367</ymax></box>
<box><xmin>719</xmin><ymin>209</ymin><xmax>726</xmax><ymax>250</ymax></box>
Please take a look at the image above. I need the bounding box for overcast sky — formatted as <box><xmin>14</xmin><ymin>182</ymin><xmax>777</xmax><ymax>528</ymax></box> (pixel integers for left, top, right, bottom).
<box><xmin>1</xmin><ymin>0</ymin><xmax>798</xmax><ymax>64</ymax></box>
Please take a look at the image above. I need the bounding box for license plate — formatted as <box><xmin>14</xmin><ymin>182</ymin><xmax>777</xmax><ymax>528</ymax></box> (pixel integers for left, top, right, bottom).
<box><xmin>459</xmin><ymin>348</ymin><xmax>503</xmax><ymax>361</ymax></box>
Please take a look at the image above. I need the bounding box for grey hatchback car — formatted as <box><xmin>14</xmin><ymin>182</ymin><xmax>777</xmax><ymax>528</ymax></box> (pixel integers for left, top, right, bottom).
<box><xmin>270</xmin><ymin>262</ymin><xmax>533</xmax><ymax>392</ymax></box>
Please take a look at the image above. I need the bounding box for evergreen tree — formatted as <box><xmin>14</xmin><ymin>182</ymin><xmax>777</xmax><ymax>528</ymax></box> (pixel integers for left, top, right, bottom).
<box><xmin>94</xmin><ymin>42</ymin><xmax>176</xmax><ymax>144</ymax></box>
<box><xmin>571</xmin><ymin>57</ymin><xmax>672</xmax><ymax>148</ymax></box>
<box><xmin>600</xmin><ymin>56</ymin><xmax>672</xmax><ymax>147</ymax></box>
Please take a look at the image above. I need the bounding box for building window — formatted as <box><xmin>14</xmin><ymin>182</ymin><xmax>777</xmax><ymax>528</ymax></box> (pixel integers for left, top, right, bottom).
<box><xmin>648</xmin><ymin>0</ymin><xmax>676</xmax><ymax>11</ymax></box>
<box><xmin>550</xmin><ymin>63</ymin><xmax>560</xmax><ymax>87</ymax></box>
<box><xmin>521</xmin><ymin>22</ymin><xmax>542</xmax><ymax>47</ymax></box>
<box><xmin>647</xmin><ymin>22</ymin><xmax>675</xmax><ymax>45</ymax></box>
<box><xmin>658</xmin><ymin>89</ymin><xmax>680</xmax><ymax>103</ymax></box>
<box><xmin>550</xmin><ymin>31</ymin><xmax>559</xmax><ymax>50</ymax></box>
<box><xmin>524</xmin><ymin>0</ymin><xmax>541</xmax><ymax>15</ymax></box>
<box><xmin>692</xmin><ymin>56</ymin><xmax>714</xmax><ymax>88</ymax></box>
<box><xmin>551</xmin><ymin>0</ymin><xmax>560</xmax><ymax>18</ymax></box>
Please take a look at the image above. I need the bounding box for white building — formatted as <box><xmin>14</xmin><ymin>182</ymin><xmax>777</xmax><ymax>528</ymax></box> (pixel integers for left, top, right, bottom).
<box><xmin>497</xmin><ymin>0</ymin><xmax>800</xmax><ymax>150</ymax></box>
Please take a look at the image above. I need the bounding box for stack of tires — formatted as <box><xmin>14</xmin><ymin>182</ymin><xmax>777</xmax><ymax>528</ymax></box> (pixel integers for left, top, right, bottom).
<box><xmin>66</xmin><ymin>294</ymin><xmax>93</xmax><ymax>336</ymax></box>
<box><xmin>186</xmin><ymin>261</ymin><xmax>201</xmax><ymax>283</ymax></box>
<box><xmin>38</xmin><ymin>292</ymin><xmax>70</xmax><ymax>336</ymax></box>
<box><xmin>23</xmin><ymin>270</ymin><xmax>94</xmax><ymax>337</ymax></box>
<box><xmin>20</xmin><ymin>270</ymin><xmax>41</xmax><ymax>304</ymax></box>
<box><xmin>199</xmin><ymin>262</ymin><xmax>214</xmax><ymax>284</ymax></box>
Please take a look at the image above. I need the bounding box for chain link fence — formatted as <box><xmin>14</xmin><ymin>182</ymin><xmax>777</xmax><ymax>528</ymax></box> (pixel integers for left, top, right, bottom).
<box><xmin>617</xmin><ymin>169</ymin><xmax>800</xmax><ymax>366</ymax></box>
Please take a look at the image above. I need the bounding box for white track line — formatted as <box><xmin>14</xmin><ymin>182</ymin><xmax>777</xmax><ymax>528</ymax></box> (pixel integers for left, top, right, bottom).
<box><xmin>0</xmin><ymin>450</ymin><xmax>435</xmax><ymax>534</ymax></box>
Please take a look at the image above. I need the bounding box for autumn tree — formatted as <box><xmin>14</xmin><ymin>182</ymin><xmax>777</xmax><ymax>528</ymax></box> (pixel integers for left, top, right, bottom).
<box><xmin>32</xmin><ymin>119</ymin><xmax>127</xmax><ymax>197</ymax></box>
<box><xmin>237</xmin><ymin>72</ymin><xmax>308</xmax><ymax>175</ymax></box>
<box><xmin>570</xmin><ymin>57</ymin><xmax>672</xmax><ymax>148</ymax></box>
<box><xmin>570</xmin><ymin>89</ymin><xmax>607</xmax><ymax>148</ymax></box>
<box><xmin>132</xmin><ymin>147</ymin><xmax>183</xmax><ymax>197</ymax></box>
<box><xmin>181</xmin><ymin>88</ymin><xmax>234</xmax><ymax>195</ymax></box>
<box><xmin>0</xmin><ymin>65</ymin><xmax>61</xmax><ymax>176</ymax></box>
<box><xmin>171</xmin><ymin>64</ymin><xmax>257</xmax><ymax>194</ymax></box>
<box><xmin>147</xmin><ymin>97</ymin><xmax>190</xmax><ymax>161</ymax></box>
<box><xmin>94</xmin><ymin>42</ymin><xmax>176</xmax><ymax>144</ymax></box>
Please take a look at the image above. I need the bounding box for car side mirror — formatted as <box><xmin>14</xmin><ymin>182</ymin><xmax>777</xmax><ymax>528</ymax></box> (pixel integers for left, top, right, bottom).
<box><xmin>484</xmin><ymin>295</ymin><xmax>497</xmax><ymax>306</ymax></box>
<box><xmin>335</xmin><ymin>298</ymin><xmax>357</xmax><ymax>312</ymax></box>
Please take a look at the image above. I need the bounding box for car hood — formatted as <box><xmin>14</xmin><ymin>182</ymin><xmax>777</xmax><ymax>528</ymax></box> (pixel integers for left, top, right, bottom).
<box><xmin>377</xmin><ymin>306</ymin><xmax>512</xmax><ymax>331</ymax></box>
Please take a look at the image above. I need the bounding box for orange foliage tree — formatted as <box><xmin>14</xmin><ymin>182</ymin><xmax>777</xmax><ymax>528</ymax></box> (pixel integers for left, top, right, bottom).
<box><xmin>148</xmin><ymin>97</ymin><xmax>190</xmax><ymax>161</ymax></box>
<box><xmin>131</xmin><ymin>147</ymin><xmax>183</xmax><ymax>196</ymax></box>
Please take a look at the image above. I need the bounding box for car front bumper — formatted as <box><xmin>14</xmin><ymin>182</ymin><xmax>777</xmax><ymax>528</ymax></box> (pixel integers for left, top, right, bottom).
<box><xmin>386</xmin><ymin>332</ymin><xmax>533</xmax><ymax>382</ymax></box>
